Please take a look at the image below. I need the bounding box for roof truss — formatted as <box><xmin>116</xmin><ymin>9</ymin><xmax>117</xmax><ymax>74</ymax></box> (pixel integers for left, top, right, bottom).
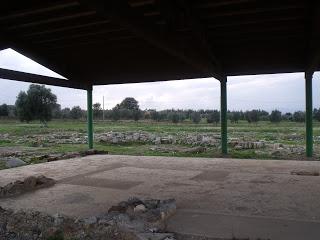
<box><xmin>78</xmin><ymin>0</ymin><xmax>224</xmax><ymax>80</ymax></box>
<box><xmin>0</xmin><ymin>68</ymin><xmax>88</xmax><ymax>90</ymax></box>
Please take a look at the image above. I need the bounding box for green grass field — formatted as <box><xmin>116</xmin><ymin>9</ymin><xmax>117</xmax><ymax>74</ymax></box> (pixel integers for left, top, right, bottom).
<box><xmin>1</xmin><ymin>119</ymin><xmax>319</xmax><ymax>136</ymax></box>
<box><xmin>0</xmin><ymin>119</ymin><xmax>319</xmax><ymax>169</ymax></box>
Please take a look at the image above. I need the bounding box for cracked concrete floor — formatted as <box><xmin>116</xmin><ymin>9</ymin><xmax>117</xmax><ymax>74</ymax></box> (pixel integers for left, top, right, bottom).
<box><xmin>1</xmin><ymin>155</ymin><xmax>320</xmax><ymax>239</ymax></box>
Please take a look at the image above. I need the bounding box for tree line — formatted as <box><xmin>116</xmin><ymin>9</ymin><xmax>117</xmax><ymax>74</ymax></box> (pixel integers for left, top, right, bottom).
<box><xmin>0</xmin><ymin>84</ymin><xmax>319</xmax><ymax>124</ymax></box>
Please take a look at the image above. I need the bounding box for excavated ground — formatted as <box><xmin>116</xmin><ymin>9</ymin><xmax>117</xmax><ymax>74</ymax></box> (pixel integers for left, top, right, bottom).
<box><xmin>1</xmin><ymin>155</ymin><xmax>320</xmax><ymax>239</ymax></box>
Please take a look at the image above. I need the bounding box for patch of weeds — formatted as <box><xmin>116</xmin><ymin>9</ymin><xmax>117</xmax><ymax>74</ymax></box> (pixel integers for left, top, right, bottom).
<box><xmin>262</xmin><ymin>135</ymin><xmax>278</xmax><ymax>141</ymax></box>
<box><xmin>0</xmin><ymin>161</ymin><xmax>7</xmax><ymax>170</ymax></box>
<box><xmin>46</xmin><ymin>231</ymin><xmax>64</xmax><ymax>240</ymax></box>
<box><xmin>1</xmin><ymin>119</ymin><xmax>320</xmax><ymax>161</ymax></box>
<box><xmin>26</xmin><ymin>141</ymin><xmax>41</xmax><ymax>147</ymax></box>
<box><xmin>229</xmin><ymin>149</ymin><xmax>257</xmax><ymax>159</ymax></box>
<box><xmin>28</xmin><ymin>156</ymin><xmax>47</xmax><ymax>165</ymax></box>
<box><xmin>0</xmin><ymin>139</ymin><xmax>12</xmax><ymax>146</ymax></box>
<box><xmin>49</xmin><ymin>144</ymin><xmax>88</xmax><ymax>154</ymax></box>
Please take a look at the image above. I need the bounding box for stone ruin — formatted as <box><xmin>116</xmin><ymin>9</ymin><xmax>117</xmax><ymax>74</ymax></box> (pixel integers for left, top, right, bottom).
<box><xmin>0</xmin><ymin>149</ymin><xmax>109</xmax><ymax>169</ymax></box>
<box><xmin>0</xmin><ymin>176</ymin><xmax>273</xmax><ymax>240</ymax></box>
<box><xmin>0</xmin><ymin>197</ymin><xmax>177</xmax><ymax>240</ymax></box>
<box><xmin>0</xmin><ymin>175</ymin><xmax>177</xmax><ymax>239</ymax></box>
<box><xmin>0</xmin><ymin>131</ymin><xmax>308</xmax><ymax>161</ymax></box>
<box><xmin>97</xmin><ymin>131</ymin><xmax>220</xmax><ymax>147</ymax></box>
<box><xmin>0</xmin><ymin>132</ymin><xmax>221</xmax><ymax>147</ymax></box>
<box><xmin>229</xmin><ymin>139</ymin><xmax>266</xmax><ymax>150</ymax></box>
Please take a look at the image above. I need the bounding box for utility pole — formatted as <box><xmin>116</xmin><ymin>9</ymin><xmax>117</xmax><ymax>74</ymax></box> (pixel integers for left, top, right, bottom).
<box><xmin>102</xmin><ymin>96</ymin><xmax>105</xmax><ymax>121</ymax></box>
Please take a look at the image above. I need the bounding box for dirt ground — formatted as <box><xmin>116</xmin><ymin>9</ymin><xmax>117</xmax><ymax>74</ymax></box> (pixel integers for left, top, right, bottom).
<box><xmin>1</xmin><ymin>155</ymin><xmax>320</xmax><ymax>239</ymax></box>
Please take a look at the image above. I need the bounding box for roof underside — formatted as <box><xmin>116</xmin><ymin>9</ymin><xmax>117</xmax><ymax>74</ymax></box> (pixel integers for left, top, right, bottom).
<box><xmin>0</xmin><ymin>0</ymin><xmax>319</xmax><ymax>89</ymax></box>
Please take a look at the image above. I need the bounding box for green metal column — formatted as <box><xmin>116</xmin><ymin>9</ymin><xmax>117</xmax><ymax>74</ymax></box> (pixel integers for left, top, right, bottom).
<box><xmin>220</xmin><ymin>77</ymin><xmax>228</xmax><ymax>154</ymax></box>
<box><xmin>305</xmin><ymin>72</ymin><xmax>313</xmax><ymax>157</ymax></box>
<box><xmin>87</xmin><ymin>87</ymin><xmax>93</xmax><ymax>149</ymax></box>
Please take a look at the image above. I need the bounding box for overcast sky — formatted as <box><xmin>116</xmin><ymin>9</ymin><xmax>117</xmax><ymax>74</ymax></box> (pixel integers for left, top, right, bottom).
<box><xmin>0</xmin><ymin>48</ymin><xmax>319</xmax><ymax>112</ymax></box>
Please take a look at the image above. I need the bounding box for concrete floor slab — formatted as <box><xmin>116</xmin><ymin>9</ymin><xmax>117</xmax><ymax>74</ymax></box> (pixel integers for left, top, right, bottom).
<box><xmin>169</xmin><ymin>210</ymin><xmax>320</xmax><ymax>240</ymax></box>
<box><xmin>1</xmin><ymin>155</ymin><xmax>320</xmax><ymax>239</ymax></box>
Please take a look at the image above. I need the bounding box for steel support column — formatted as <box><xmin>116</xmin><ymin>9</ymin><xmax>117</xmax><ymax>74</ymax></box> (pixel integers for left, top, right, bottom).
<box><xmin>220</xmin><ymin>77</ymin><xmax>228</xmax><ymax>154</ymax></box>
<box><xmin>87</xmin><ymin>87</ymin><xmax>94</xmax><ymax>149</ymax></box>
<box><xmin>305</xmin><ymin>72</ymin><xmax>313</xmax><ymax>157</ymax></box>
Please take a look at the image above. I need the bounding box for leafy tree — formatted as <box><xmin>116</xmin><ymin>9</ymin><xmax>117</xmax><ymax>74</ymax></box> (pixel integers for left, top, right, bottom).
<box><xmin>111</xmin><ymin>108</ymin><xmax>120</xmax><ymax>121</ymax></box>
<box><xmin>70</xmin><ymin>106</ymin><xmax>83</xmax><ymax>119</ymax></box>
<box><xmin>15</xmin><ymin>91</ymin><xmax>32</xmax><ymax>122</ymax></box>
<box><xmin>282</xmin><ymin>112</ymin><xmax>293</xmax><ymax>121</ymax></box>
<box><xmin>314</xmin><ymin>108</ymin><xmax>320</xmax><ymax>121</ymax></box>
<box><xmin>150</xmin><ymin>110</ymin><xmax>160</xmax><ymax>121</ymax></box>
<box><xmin>133</xmin><ymin>110</ymin><xmax>142</xmax><ymax>121</ymax></box>
<box><xmin>270</xmin><ymin>110</ymin><xmax>282</xmax><ymax>123</ymax></box>
<box><xmin>198</xmin><ymin>109</ymin><xmax>205</xmax><ymax>115</ymax></box>
<box><xmin>258</xmin><ymin>110</ymin><xmax>269</xmax><ymax>120</ymax></box>
<box><xmin>15</xmin><ymin>85</ymin><xmax>57</xmax><ymax>124</ymax></box>
<box><xmin>61</xmin><ymin>108</ymin><xmax>71</xmax><ymax>119</ymax></box>
<box><xmin>170</xmin><ymin>112</ymin><xmax>180</xmax><ymax>123</ymax></box>
<box><xmin>0</xmin><ymin>104</ymin><xmax>9</xmax><ymax>117</ymax></box>
<box><xmin>111</xmin><ymin>97</ymin><xmax>141</xmax><ymax>121</ymax></box>
<box><xmin>185</xmin><ymin>109</ymin><xmax>193</xmax><ymax>119</ymax></box>
<box><xmin>27</xmin><ymin>85</ymin><xmax>57</xmax><ymax>124</ymax></box>
<box><xmin>229</xmin><ymin>111</ymin><xmax>240</xmax><ymax>123</ymax></box>
<box><xmin>118</xmin><ymin>97</ymin><xmax>139</xmax><ymax>111</ymax></box>
<box><xmin>207</xmin><ymin>110</ymin><xmax>220</xmax><ymax>125</ymax></box>
<box><xmin>293</xmin><ymin>111</ymin><xmax>305</xmax><ymax>122</ymax></box>
<box><xmin>93</xmin><ymin>103</ymin><xmax>102</xmax><ymax>119</ymax></box>
<box><xmin>52</xmin><ymin>104</ymin><xmax>62</xmax><ymax>119</ymax></box>
<box><xmin>119</xmin><ymin>108</ymin><xmax>133</xmax><ymax>119</ymax></box>
<box><xmin>159</xmin><ymin>111</ymin><xmax>168</xmax><ymax>121</ymax></box>
<box><xmin>144</xmin><ymin>111</ymin><xmax>151</xmax><ymax>120</ymax></box>
<box><xmin>245</xmin><ymin>110</ymin><xmax>259</xmax><ymax>123</ymax></box>
<box><xmin>178</xmin><ymin>111</ymin><xmax>186</xmax><ymax>122</ymax></box>
<box><xmin>6</xmin><ymin>105</ymin><xmax>16</xmax><ymax>118</ymax></box>
<box><xmin>191</xmin><ymin>111</ymin><xmax>201</xmax><ymax>124</ymax></box>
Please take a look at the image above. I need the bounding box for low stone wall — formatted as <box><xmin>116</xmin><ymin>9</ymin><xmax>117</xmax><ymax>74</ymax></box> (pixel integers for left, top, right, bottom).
<box><xmin>1</xmin><ymin>132</ymin><xmax>221</xmax><ymax>147</ymax></box>
<box><xmin>97</xmin><ymin>131</ymin><xmax>220</xmax><ymax>146</ymax></box>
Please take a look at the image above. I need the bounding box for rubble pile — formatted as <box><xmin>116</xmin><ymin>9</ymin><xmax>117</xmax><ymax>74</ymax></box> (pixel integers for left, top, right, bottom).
<box><xmin>230</xmin><ymin>140</ymin><xmax>266</xmax><ymax>150</ymax></box>
<box><xmin>0</xmin><ymin>175</ymin><xmax>55</xmax><ymax>198</ymax></box>
<box><xmin>0</xmin><ymin>149</ymin><xmax>108</xmax><ymax>169</ymax></box>
<box><xmin>0</xmin><ymin>197</ymin><xmax>177</xmax><ymax>240</ymax></box>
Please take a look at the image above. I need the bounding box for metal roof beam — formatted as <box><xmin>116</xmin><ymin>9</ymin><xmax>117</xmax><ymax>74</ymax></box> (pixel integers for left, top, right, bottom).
<box><xmin>0</xmin><ymin>1</ymin><xmax>79</xmax><ymax>21</ymax></box>
<box><xmin>6</xmin><ymin>11</ymin><xmax>96</xmax><ymax>30</ymax></box>
<box><xmin>0</xmin><ymin>28</ymin><xmax>74</xmax><ymax>80</ymax></box>
<box><xmin>0</xmin><ymin>68</ymin><xmax>88</xmax><ymax>90</ymax></box>
<box><xmin>33</xmin><ymin>28</ymin><xmax>127</xmax><ymax>44</ymax></box>
<box><xmin>196</xmin><ymin>0</ymin><xmax>254</xmax><ymax>9</ymax></box>
<box><xmin>202</xmin><ymin>4</ymin><xmax>306</xmax><ymax>19</ymax></box>
<box><xmin>22</xmin><ymin>20</ymin><xmax>111</xmax><ymax>37</ymax></box>
<box><xmin>306</xmin><ymin>1</ymin><xmax>320</xmax><ymax>74</ymax></box>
